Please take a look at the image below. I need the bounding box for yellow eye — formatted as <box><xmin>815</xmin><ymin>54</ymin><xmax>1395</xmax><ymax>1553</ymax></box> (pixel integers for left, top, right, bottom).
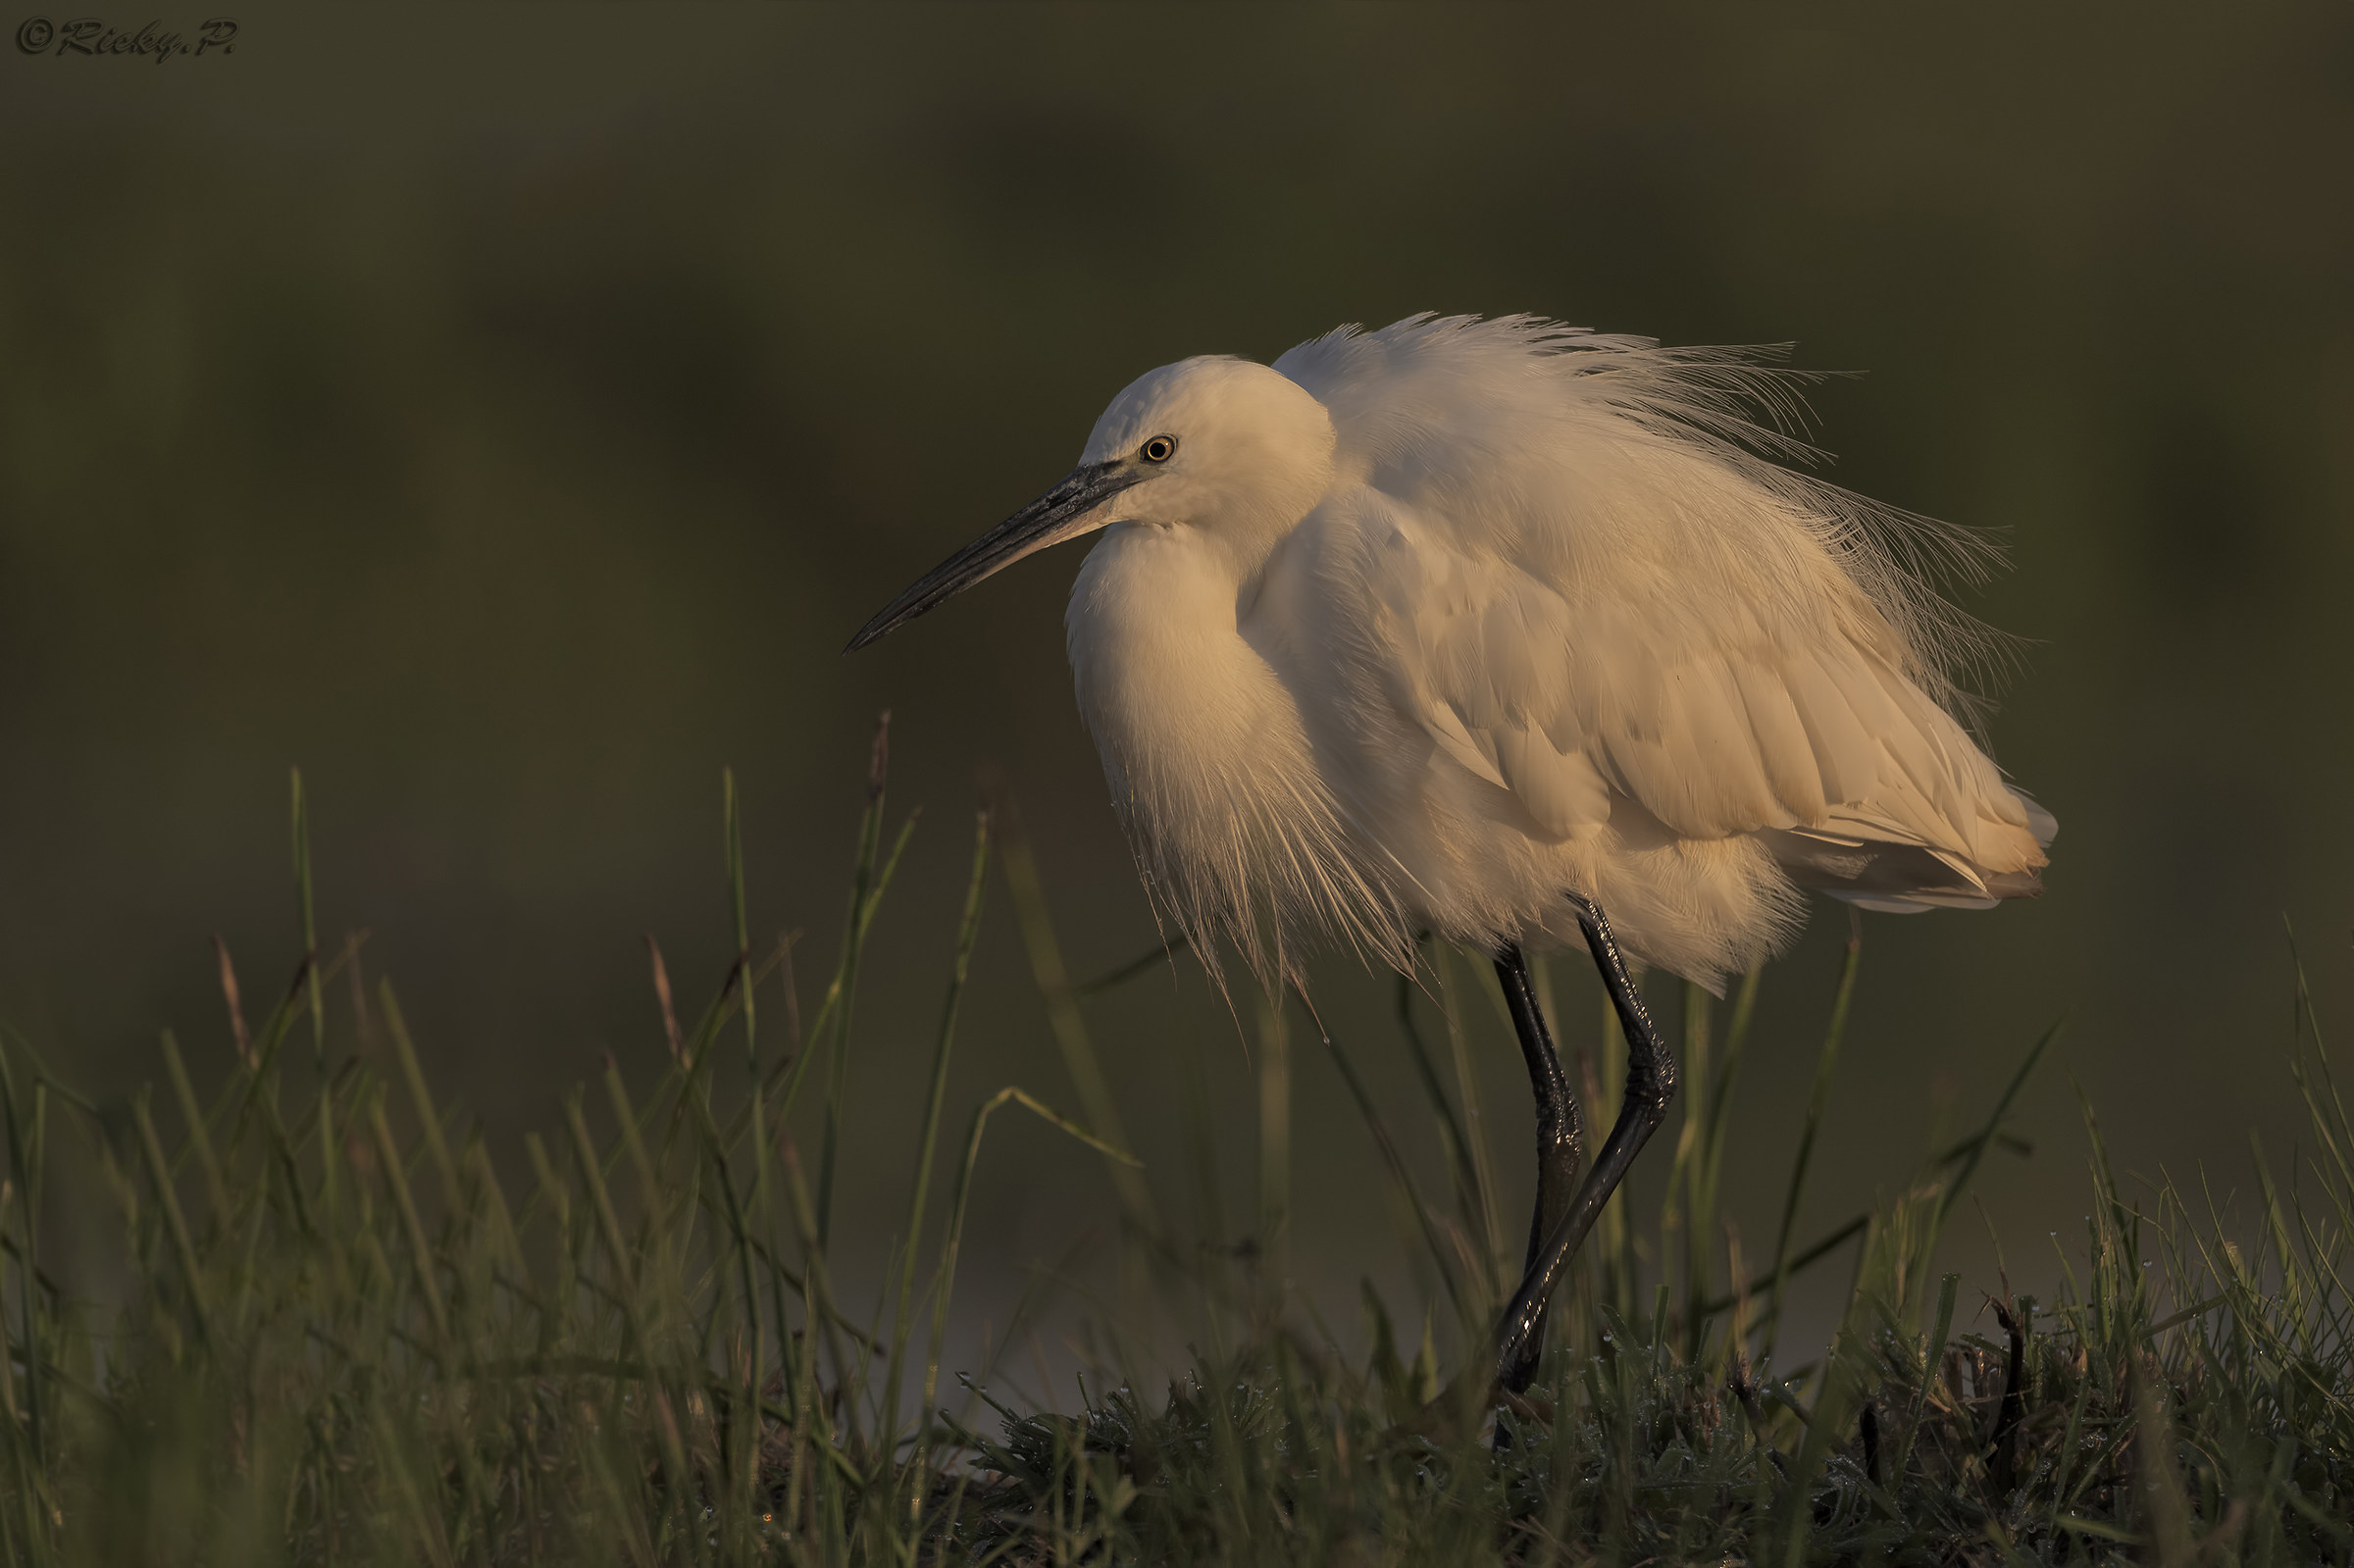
<box><xmin>1140</xmin><ymin>434</ymin><xmax>1177</xmax><ymax>464</ymax></box>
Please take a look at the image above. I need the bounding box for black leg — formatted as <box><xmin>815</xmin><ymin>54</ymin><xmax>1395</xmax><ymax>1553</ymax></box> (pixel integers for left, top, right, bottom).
<box><xmin>1491</xmin><ymin>893</ymin><xmax>1678</xmax><ymax>1390</ymax></box>
<box><xmin>1492</xmin><ymin>944</ymin><xmax>1581</xmax><ymax>1396</ymax></box>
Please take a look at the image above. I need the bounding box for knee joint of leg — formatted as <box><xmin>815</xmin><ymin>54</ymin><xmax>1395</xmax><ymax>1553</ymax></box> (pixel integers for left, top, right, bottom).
<box><xmin>1627</xmin><ymin>1059</ymin><xmax>1678</xmax><ymax>1111</ymax></box>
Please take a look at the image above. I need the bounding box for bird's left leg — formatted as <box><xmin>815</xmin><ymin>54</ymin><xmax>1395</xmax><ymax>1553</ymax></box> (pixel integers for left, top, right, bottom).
<box><xmin>1492</xmin><ymin>943</ymin><xmax>1581</xmax><ymax>1396</ymax></box>
<box><xmin>1490</xmin><ymin>892</ymin><xmax>1676</xmax><ymax>1390</ymax></box>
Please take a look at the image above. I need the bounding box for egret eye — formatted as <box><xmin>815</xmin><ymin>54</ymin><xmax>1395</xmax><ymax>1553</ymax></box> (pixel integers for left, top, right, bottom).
<box><xmin>1140</xmin><ymin>434</ymin><xmax>1177</xmax><ymax>464</ymax></box>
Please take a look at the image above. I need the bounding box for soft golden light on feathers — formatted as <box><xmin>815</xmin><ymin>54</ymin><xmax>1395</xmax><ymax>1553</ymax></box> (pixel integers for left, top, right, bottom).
<box><xmin>1057</xmin><ymin>315</ymin><xmax>2053</xmax><ymax>990</ymax></box>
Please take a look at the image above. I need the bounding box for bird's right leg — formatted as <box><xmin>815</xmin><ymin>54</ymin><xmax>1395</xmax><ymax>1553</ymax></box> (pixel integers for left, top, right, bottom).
<box><xmin>1490</xmin><ymin>893</ymin><xmax>1677</xmax><ymax>1390</ymax></box>
<box><xmin>1492</xmin><ymin>943</ymin><xmax>1581</xmax><ymax>1396</ymax></box>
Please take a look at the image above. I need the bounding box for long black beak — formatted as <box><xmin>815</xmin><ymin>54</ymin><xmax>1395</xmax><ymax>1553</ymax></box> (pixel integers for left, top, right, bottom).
<box><xmin>844</xmin><ymin>460</ymin><xmax>1146</xmax><ymax>652</ymax></box>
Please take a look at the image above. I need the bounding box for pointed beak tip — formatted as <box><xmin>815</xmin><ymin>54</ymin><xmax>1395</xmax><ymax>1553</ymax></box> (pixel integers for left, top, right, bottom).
<box><xmin>839</xmin><ymin>460</ymin><xmax>1139</xmax><ymax>665</ymax></box>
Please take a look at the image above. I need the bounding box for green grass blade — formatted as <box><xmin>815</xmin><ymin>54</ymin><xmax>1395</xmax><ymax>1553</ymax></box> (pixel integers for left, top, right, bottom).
<box><xmin>1932</xmin><ymin>1019</ymin><xmax>2062</xmax><ymax>1240</ymax></box>
<box><xmin>371</xmin><ymin>1095</ymin><xmax>451</xmax><ymax>1351</ymax></box>
<box><xmin>887</xmin><ymin>808</ymin><xmax>991</xmax><ymax>1472</ymax></box>
<box><xmin>130</xmin><ymin>1088</ymin><xmax>214</xmax><ymax>1349</ymax></box>
<box><xmin>379</xmin><ymin>983</ymin><xmax>461</xmax><ymax>1208</ymax></box>
<box><xmin>0</xmin><ymin>1037</ymin><xmax>47</xmax><ymax>1489</ymax></box>
<box><xmin>158</xmin><ymin>1030</ymin><xmax>231</xmax><ymax>1231</ymax></box>
<box><xmin>1764</xmin><ymin>916</ymin><xmax>1861</xmax><ymax>1358</ymax></box>
<box><xmin>989</xmin><ymin>782</ymin><xmax>1157</xmax><ymax>1240</ymax></box>
<box><xmin>292</xmin><ymin>767</ymin><xmax>334</xmax><ymax>1219</ymax></box>
<box><xmin>817</xmin><ymin>713</ymin><xmax>895</xmax><ymax>1249</ymax></box>
<box><xmin>725</xmin><ymin>766</ymin><xmax>756</xmax><ymax>1085</ymax></box>
<box><xmin>1256</xmin><ymin>987</ymin><xmax>1291</xmax><ymax>1290</ymax></box>
<box><xmin>1393</xmin><ymin>962</ymin><xmax>1481</xmax><ymax>1246</ymax></box>
<box><xmin>1309</xmin><ymin>1007</ymin><xmax>1473</xmax><ymax>1332</ymax></box>
<box><xmin>1434</xmin><ymin>942</ymin><xmax>1502</xmax><ymax>1293</ymax></box>
<box><xmin>1074</xmin><ymin>935</ymin><xmax>1189</xmax><ymax>997</ymax></box>
<box><xmin>925</xmin><ymin>1087</ymin><xmax>1140</xmax><ymax>1427</ymax></box>
<box><xmin>1667</xmin><ymin>980</ymin><xmax>1713</xmax><ymax>1353</ymax></box>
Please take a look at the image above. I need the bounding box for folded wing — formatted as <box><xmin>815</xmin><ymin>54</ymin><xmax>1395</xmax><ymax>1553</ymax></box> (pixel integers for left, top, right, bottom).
<box><xmin>1276</xmin><ymin>315</ymin><xmax>2054</xmax><ymax>911</ymax></box>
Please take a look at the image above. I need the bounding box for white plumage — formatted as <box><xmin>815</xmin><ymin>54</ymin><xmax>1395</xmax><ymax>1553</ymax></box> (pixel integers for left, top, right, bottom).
<box><xmin>849</xmin><ymin>312</ymin><xmax>2058</xmax><ymax>1391</ymax></box>
<box><xmin>856</xmin><ymin>313</ymin><xmax>2054</xmax><ymax>994</ymax></box>
<box><xmin>1057</xmin><ymin>315</ymin><xmax>2052</xmax><ymax>991</ymax></box>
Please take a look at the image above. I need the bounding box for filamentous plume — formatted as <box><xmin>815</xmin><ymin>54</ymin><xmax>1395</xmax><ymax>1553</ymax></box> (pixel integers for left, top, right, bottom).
<box><xmin>847</xmin><ymin>311</ymin><xmax>2055</xmax><ymax>1411</ymax></box>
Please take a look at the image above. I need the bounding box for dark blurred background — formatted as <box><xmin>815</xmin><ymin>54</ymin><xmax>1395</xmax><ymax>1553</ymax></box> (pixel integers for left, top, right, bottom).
<box><xmin>4</xmin><ymin>7</ymin><xmax>2350</xmax><ymax>1372</ymax></box>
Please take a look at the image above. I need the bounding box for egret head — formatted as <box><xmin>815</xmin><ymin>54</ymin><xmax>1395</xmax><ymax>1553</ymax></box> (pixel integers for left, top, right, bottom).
<box><xmin>845</xmin><ymin>356</ymin><xmax>1334</xmax><ymax>651</ymax></box>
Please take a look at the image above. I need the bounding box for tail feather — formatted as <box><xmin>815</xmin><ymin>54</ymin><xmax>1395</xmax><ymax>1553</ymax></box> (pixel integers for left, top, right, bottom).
<box><xmin>1760</xmin><ymin>786</ymin><xmax>2055</xmax><ymax>915</ymax></box>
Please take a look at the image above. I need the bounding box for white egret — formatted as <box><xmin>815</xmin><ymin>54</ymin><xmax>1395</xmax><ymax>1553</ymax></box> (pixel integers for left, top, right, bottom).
<box><xmin>848</xmin><ymin>313</ymin><xmax>2054</xmax><ymax>1398</ymax></box>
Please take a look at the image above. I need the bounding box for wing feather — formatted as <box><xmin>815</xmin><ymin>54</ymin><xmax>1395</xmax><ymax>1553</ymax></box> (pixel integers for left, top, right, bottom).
<box><xmin>1783</xmin><ymin>652</ymin><xmax>1880</xmax><ymax>806</ymax></box>
<box><xmin>1278</xmin><ymin>314</ymin><xmax>2052</xmax><ymax>904</ymax></box>
<box><xmin>1493</xmin><ymin>726</ymin><xmax>1612</xmax><ymax>841</ymax></box>
<box><xmin>1730</xmin><ymin>658</ymin><xmax>1827</xmax><ymax>822</ymax></box>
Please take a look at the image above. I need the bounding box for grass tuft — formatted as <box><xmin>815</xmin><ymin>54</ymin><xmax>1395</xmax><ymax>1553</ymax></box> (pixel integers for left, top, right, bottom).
<box><xmin>0</xmin><ymin>741</ymin><xmax>2345</xmax><ymax>1564</ymax></box>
